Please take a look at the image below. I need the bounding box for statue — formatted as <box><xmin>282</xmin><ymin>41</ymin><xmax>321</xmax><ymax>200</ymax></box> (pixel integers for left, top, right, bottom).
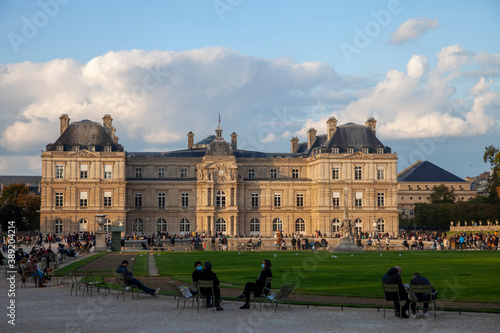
<box><xmin>276</xmin><ymin>230</ymin><xmax>283</xmax><ymax>245</ymax></box>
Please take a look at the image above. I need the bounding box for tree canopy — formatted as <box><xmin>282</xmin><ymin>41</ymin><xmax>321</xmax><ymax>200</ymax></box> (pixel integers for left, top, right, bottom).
<box><xmin>0</xmin><ymin>183</ymin><xmax>40</xmax><ymax>231</ymax></box>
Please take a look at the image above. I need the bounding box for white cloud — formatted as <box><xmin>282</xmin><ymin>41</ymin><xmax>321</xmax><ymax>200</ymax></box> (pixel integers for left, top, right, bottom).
<box><xmin>391</xmin><ymin>17</ymin><xmax>439</xmax><ymax>44</ymax></box>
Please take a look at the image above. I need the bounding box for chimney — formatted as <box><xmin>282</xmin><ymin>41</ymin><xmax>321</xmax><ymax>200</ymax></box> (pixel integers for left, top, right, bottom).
<box><xmin>290</xmin><ymin>137</ymin><xmax>299</xmax><ymax>153</ymax></box>
<box><xmin>59</xmin><ymin>114</ymin><xmax>70</xmax><ymax>135</ymax></box>
<box><xmin>231</xmin><ymin>132</ymin><xmax>237</xmax><ymax>149</ymax></box>
<box><xmin>307</xmin><ymin>128</ymin><xmax>317</xmax><ymax>150</ymax></box>
<box><xmin>187</xmin><ymin>131</ymin><xmax>194</xmax><ymax>149</ymax></box>
<box><xmin>327</xmin><ymin>117</ymin><xmax>338</xmax><ymax>141</ymax></box>
<box><xmin>102</xmin><ymin>114</ymin><xmax>113</xmax><ymax>129</ymax></box>
<box><xmin>365</xmin><ymin>117</ymin><xmax>377</xmax><ymax>135</ymax></box>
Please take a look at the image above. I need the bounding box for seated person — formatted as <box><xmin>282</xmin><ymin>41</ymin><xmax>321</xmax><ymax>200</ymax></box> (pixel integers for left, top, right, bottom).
<box><xmin>382</xmin><ymin>266</ymin><xmax>410</xmax><ymax>318</ymax></box>
<box><xmin>409</xmin><ymin>272</ymin><xmax>437</xmax><ymax>317</ymax></box>
<box><xmin>116</xmin><ymin>260</ymin><xmax>159</xmax><ymax>297</ymax></box>
<box><xmin>23</xmin><ymin>256</ymin><xmax>46</xmax><ymax>287</ymax></box>
<box><xmin>402</xmin><ymin>240</ymin><xmax>409</xmax><ymax>250</ymax></box>
<box><xmin>411</xmin><ymin>241</ymin><xmax>418</xmax><ymax>250</ymax></box>
<box><xmin>238</xmin><ymin>259</ymin><xmax>272</xmax><ymax>309</ymax></box>
<box><xmin>191</xmin><ymin>261</ymin><xmax>202</xmax><ymax>296</ymax></box>
<box><xmin>198</xmin><ymin>261</ymin><xmax>222</xmax><ymax>310</ymax></box>
<box><xmin>367</xmin><ymin>238</ymin><xmax>373</xmax><ymax>246</ymax></box>
<box><xmin>418</xmin><ymin>240</ymin><xmax>424</xmax><ymax>250</ymax></box>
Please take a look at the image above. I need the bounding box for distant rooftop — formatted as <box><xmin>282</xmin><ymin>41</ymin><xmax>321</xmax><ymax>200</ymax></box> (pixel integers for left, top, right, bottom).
<box><xmin>398</xmin><ymin>160</ymin><xmax>466</xmax><ymax>183</ymax></box>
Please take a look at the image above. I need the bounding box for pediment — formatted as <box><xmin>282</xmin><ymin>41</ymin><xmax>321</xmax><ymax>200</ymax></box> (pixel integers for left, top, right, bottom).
<box><xmin>68</xmin><ymin>150</ymin><xmax>100</xmax><ymax>158</ymax></box>
<box><xmin>347</xmin><ymin>151</ymin><xmax>374</xmax><ymax>159</ymax></box>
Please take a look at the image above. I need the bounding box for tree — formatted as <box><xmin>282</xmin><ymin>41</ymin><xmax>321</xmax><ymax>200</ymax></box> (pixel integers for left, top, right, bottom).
<box><xmin>430</xmin><ymin>184</ymin><xmax>456</xmax><ymax>204</ymax></box>
<box><xmin>0</xmin><ymin>183</ymin><xmax>40</xmax><ymax>231</ymax></box>
<box><xmin>483</xmin><ymin>145</ymin><xmax>500</xmax><ymax>203</ymax></box>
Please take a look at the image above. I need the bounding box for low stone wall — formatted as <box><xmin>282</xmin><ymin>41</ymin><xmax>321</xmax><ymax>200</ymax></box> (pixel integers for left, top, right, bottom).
<box><xmin>450</xmin><ymin>225</ymin><xmax>499</xmax><ymax>232</ymax></box>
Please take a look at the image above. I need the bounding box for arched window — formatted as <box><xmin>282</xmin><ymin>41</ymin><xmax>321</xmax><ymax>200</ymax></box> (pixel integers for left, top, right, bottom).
<box><xmin>180</xmin><ymin>218</ymin><xmax>190</xmax><ymax>232</ymax></box>
<box><xmin>157</xmin><ymin>218</ymin><xmax>167</xmax><ymax>232</ymax></box>
<box><xmin>216</xmin><ymin>218</ymin><xmax>227</xmax><ymax>232</ymax></box>
<box><xmin>295</xmin><ymin>218</ymin><xmax>305</xmax><ymax>232</ymax></box>
<box><xmin>250</xmin><ymin>218</ymin><xmax>260</xmax><ymax>232</ymax></box>
<box><xmin>54</xmin><ymin>219</ymin><xmax>63</xmax><ymax>234</ymax></box>
<box><xmin>354</xmin><ymin>218</ymin><xmax>363</xmax><ymax>233</ymax></box>
<box><xmin>331</xmin><ymin>218</ymin><xmax>340</xmax><ymax>234</ymax></box>
<box><xmin>272</xmin><ymin>218</ymin><xmax>282</xmax><ymax>232</ymax></box>
<box><xmin>79</xmin><ymin>219</ymin><xmax>88</xmax><ymax>233</ymax></box>
<box><xmin>133</xmin><ymin>218</ymin><xmax>143</xmax><ymax>233</ymax></box>
<box><xmin>104</xmin><ymin>219</ymin><xmax>112</xmax><ymax>234</ymax></box>
<box><xmin>377</xmin><ymin>218</ymin><xmax>385</xmax><ymax>233</ymax></box>
<box><xmin>216</xmin><ymin>191</ymin><xmax>226</xmax><ymax>207</ymax></box>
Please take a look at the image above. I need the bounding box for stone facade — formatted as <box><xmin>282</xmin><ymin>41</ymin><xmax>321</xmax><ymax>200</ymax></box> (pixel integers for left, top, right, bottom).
<box><xmin>40</xmin><ymin>115</ymin><xmax>399</xmax><ymax>237</ymax></box>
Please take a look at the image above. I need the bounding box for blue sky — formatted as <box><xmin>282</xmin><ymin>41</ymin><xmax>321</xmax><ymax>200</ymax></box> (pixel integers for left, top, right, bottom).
<box><xmin>0</xmin><ymin>0</ymin><xmax>499</xmax><ymax>178</ymax></box>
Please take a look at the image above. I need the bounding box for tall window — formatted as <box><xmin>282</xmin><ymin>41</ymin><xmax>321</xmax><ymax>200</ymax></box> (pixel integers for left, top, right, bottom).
<box><xmin>274</xmin><ymin>193</ymin><xmax>281</xmax><ymax>207</ymax></box>
<box><xmin>355</xmin><ymin>192</ymin><xmax>363</xmax><ymax>207</ymax></box>
<box><xmin>181</xmin><ymin>193</ymin><xmax>189</xmax><ymax>207</ymax></box>
<box><xmin>354</xmin><ymin>218</ymin><xmax>363</xmax><ymax>233</ymax></box>
<box><xmin>157</xmin><ymin>218</ymin><xmax>167</xmax><ymax>232</ymax></box>
<box><xmin>251</xmin><ymin>193</ymin><xmax>259</xmax><ymax>207</ymax></box>
<box><xmin>216</xmin><ymin>218</ymin><xmax>227</xmax><ymax>232</ymax></box>
<box><xmin>79</xmin><ymin>192</ymin><xmax>88</xmax><ymax>207</ymax></box>
<box><xmin>270</xmin><ymin>169</ymin><xmax>277</xmax><ymax>179</ymax></box>
<box><xmin>248</xmin><ymin>169</ymin><xmax>255</xmax><ymax>179</ymax></box>
<box><xmin>354</xmin><ymin>166</ymin><xmax>362</xmax><ymax>180</ymax></box>
<box><xmin>135</xmin><ymin>168</ymin><xmax>143</xmax><ymax>178</ymax></box>
<box><xmin>55</xmin><ymin>165</ymin><xmax>64</xmax><ymax>179</ymax></box>
<box><xmin>331</xmin><ymin>218</ymin><xmax>341</xmax><ymax>233</ymax></box>
<box><xmin>292</xmin><ymin>169</ymin><xmax>299</xmax><ymax>179</ymax></box>
<box><xmin>272</xmin><ymin>218</ymin><xmax>283</xmax><ymax>232</ymax></box>
<box><xmin>180</xmin><ymin>168</ymin><xmax>188</xmax><ymax>178</ymax></box>
<box><xmin>377</xmin><ymin>192</ymin><xmax>385</xmax><ymax>207</ymax></box>
<box><xmin>216</xmin><ymin>191</ymin><xmax>226</xmax><ymax>207</ymax></box>
<box><xmin>295</xmin><ymin>218</ymin><xmax>305</xmax><ymax>232</ymax></box>
<box><xmin>332</xmin><ymin>192</ymin><xmax>340</xmax><ymax>207</ymax></box>
<box><xmin>296</xmin><ymin>193</ymin><xmax>304</xmax><ymax>207</ymax></box>
<box><xmin>103</xmin><ymin>191</ymin><xmax>112</xmax><ymax>207</ymax></box>
<box><xmin>158</xmin><ymin>193</ymin><xmax>166</xmax><ymax>207</ymax></box>
<box><xmin>80</xmin><ymin>164</ymin><xmax>88</xmax><ymax>179</ymax></box>
<box><xmin>158</xmin><ymin>168</ymin><xmax>165</xmax><ymax>178</ymax></box>
<box><xmin>377</xmin><ymin>218</ymin><xmax>385</xmax><ymax>233</ymax></box>
<box><xmin>55</xmin><ymin>192</ymin><xmax>63</xmax><ymax>207</ymax></box>
<box><xmin>377</xmin><ymin>167</ymin><xmax>385</xmax><ymax>180</ymax></box>
<box><xmin>133</xmin><ymin>218</ymin><xmax>143</xmax><ymax>233</ymax></box>
<box><xmin>54</xmin><ymin>219</ymin><xmax>63</xmax><ymax>234</ymax></box>
<box><xmin>180</xmin><ymin>218</ymin><xmax>190</xmax><ymax>232</ymax></box>
<box><xmin>332</xmin><ymin>166</ymin><xmax>339</xmax><ymax>180</ymax></box>
<box><xmin>135</xmin><ymin>193</ymin><xmax>142</xmax><ymax>207</ymax></box>
<box><xmin>104</xmin><ymin>165</ymin><xmax>112</xmax><ymax>179</ymax></box>
<box><xmin>104</xmin><ymin>219</ymin><xmax>112</xmax><ymax>234</ymax></box>
<box><xmin>250</xmin><ymin>218</ymin><xmax>260</xmax><ymax>232</ymax></box>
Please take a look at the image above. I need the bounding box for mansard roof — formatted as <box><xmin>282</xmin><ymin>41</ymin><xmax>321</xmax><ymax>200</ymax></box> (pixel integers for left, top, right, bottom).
<box><xmin>295</xmin><ymin>123</ymin><xmax>390</xmax><ymax>156</ymax></box>
<box><xmin>397</xmin><ymin>160</ymin><xmax>466</xmax><ymax>183</ymax></box>
<box><xmin>46</xmin><ymin>120</ymin><xmax>124</xmax><ymax>152</ymax></box>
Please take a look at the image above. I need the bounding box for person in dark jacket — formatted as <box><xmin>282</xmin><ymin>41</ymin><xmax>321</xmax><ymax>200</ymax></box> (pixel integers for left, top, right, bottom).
<box><xmin>198</xmin><ymin>261</ymin><xmax>223</xmax><ymax>310</ymax></box>
<box><xmin>410</xmin><ymin>272</ymin><xmax>436</xmax><ymax>317</ymax></box>
<box><xmin>382</xmin><ymin>266</ymin><xmax>410</xmax><ymax>318</ymax></box>
<box><xmin>238</xmin><ymin>259</ymin><xmax>272</xmax><ymax>309</ymax></box>
<box><xmin>116</xmin><ymin>260</ymin><xmax>159</xmax><ymax>296</ymax></box>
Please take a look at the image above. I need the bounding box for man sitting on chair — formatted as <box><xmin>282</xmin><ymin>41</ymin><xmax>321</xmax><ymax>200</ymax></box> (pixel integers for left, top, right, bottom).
<box><xmin>116</xmin><ymin>260</ymin><xmax>159</xmax><ymax>297</ymax></box>
<box><xmin>238</xmin><ymin>259</ymin><xmax>272</xmax><ymax>309</ymax></box>
<box><xmin>198</xmin><ymin>261</ymin><xmax>223</xmax><ymax>310</ymax></box>
<box><xmin>410</xmin><ymin>272</ymin><xmax>436</xmax><ymax>318</ymax></box>
<box><xmin>382</xmin><ymin>265</ymin><xmax>410</xmax><ymax>318</ymax></box>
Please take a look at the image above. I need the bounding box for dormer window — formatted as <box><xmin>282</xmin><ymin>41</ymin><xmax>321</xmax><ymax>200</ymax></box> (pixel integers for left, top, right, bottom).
<box><xmin>347</xmin><ymin>148</ymin><xmax>354</xmax><ymax>154</ymax></box>
<box><xmin>56</xmin><ymin>145</ymin><xmax>64</xmax><ymax>151</ymax></box>
<box><xmin>332</xmin><ymin>148</ymin><xmax>339</xmax><ymax>154</ymax></box>
<box><xmin>73</xmin><ymin>146</ymin><xmax>80</xmax><ymax>152</ymax></box>
<box><xmin>104</xmin><ymin>146</ymin><xmax>111</xmax><ymax>152</ymax></box>
<box><xmin>362</xmin><ymin>148</ymin><xmax>369</xmax><ymax>154</ymax></box>
<box><xmin>377</xmin><ymin>147</ymin><xmax>384</xmax><ymax>154</ymax></box>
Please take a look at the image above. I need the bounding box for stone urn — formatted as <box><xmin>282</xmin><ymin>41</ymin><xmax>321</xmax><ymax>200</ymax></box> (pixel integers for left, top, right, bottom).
<box><xmin>96</xmin><ymin>214</ymin><xmax>107</xmax><ymax>231</ymax></box>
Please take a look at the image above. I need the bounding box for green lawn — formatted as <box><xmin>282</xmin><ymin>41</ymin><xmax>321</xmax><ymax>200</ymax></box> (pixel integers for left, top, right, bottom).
<box><xmin>154</xmin><ymin>250</ymin><xmax>500</xmax><ymax>303</ymax></box>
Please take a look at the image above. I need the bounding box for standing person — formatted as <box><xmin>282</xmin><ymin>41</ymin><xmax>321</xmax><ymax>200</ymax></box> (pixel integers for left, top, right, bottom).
<box><xmin>238</xmin><ymin>259</ymin><xmax>272</xmax><ymax>309</ymax></box>
<box><xmin>382</xmin><ymin>266</ymin><xmax>410</xmax><ymax>318</ymax></box>
<box><xmin>116</xmin><ymin>260</ymin><xmax>159</xmax><ymax>297</ymax></box>
<box><xmin>198</xmin><ymin>261</ymin><xmax>223</xmax><ymax>310</ymax></box>
<box><xmin>410</xmin><ymin>273</ymin><xmax>436</xmax><ymax>317</ymax></box>
<box><xmin>170</xmin><ymin>236</ymin><xmax>175</xmax><ymax>249</ymax></box>
<box><xmin>291</xmin><ymin>237</ymin><xmax>297</xmax><ymax>250</ymax></box>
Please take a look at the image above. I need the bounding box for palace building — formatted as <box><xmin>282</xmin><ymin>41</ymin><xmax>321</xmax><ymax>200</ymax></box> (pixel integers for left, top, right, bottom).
<box><xmin>40</xmin><ymin>114</ymin><xmax>399</xmax><ymax>237</ymax></box>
